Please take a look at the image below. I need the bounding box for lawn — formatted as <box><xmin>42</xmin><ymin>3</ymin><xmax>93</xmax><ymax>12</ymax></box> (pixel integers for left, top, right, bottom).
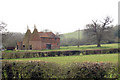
<box><xmin>4</xmin><ymin>53</ymin><xmax>118</xmax><ymax>65</ymax></box>
<box><xmin>3</xmin><ymin>43</ymin><xmax>119</xmax><ymax>53</ymax></box>
<box><xmin>60</xmin><ymin>43</ymin><xmax>118</xmax><ymax>50</ymax></box>
<box><xmin>3</xmin><ymin>43</ymin><xmax>119</xmax><ymax>65</ymax></box>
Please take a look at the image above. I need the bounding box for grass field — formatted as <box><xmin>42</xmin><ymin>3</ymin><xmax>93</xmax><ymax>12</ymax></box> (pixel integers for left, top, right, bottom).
<box><xmin>60</xmin><ymin>43</ymin><xmax>118</xmax><ymax>50</ymax></box>
<box><xmin>3</xmin><ymin>43</ymin><xmax>118</xmax><ymax>65</ymax></box>
<box><xmin>3</xmin><ymin>43</ymin><xmax>119</xmax><ymax>53</ymax></box>
<box><xmin>61</xmin><ymin>30</ymin><xmax>83</xmax><ymax>40</ymax></box>
<box><xmin>4</xmin><ymin>53</ymin><xmax>118</xmax><ymax>65</ymax></box>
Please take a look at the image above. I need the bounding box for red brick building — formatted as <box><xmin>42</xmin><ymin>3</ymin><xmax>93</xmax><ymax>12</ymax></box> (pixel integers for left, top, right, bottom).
<box><xmin>16</xmin><ymin>26</ymin><xmax>60</xmax><ymax>50</ymax></box>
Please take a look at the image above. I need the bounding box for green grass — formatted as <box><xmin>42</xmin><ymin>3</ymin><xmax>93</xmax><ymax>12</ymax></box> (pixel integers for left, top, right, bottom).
<box><xmin>61</xmin><ymin>30</ymin><xmax>83</xmax><ymax>40</ymax></box>
<box><xmin>4</xmin><ymin>54</ymin><xmax>118</xmax><ymax>65</ymax></box>
<box><xmin>60</xmin><ymin>43</ymin><xmax>118</xmax><ymax>50</ymax></box>
<box><xmin>3</xmin><ymin>43</ymin><xmax>119</xmax><ymax>53</ymax></box>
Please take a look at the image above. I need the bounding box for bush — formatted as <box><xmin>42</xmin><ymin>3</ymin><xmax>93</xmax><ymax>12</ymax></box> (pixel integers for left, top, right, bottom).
<box><xmin>2</xmin><ymin>61</ymin><xmax>118</xmax><ymax>79</ymax></box>
<box><xmin>2</xmin><ymin>61</ymin><xmax>62</xmax><ymax>79</ymax></box>
<box><xmin>66</xmin><ymin>62</ymin><xmax>118</xmax><ymax>79</ymax></box>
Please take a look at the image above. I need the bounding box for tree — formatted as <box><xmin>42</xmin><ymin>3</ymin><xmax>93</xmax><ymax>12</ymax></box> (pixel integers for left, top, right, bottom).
<box><xmin>0</xmin><ymin>21</ymin><xmax>7</xmax><ymax>32</ymax></box>
<box><xmin>0</xmin><ymin>21</ymin><xmax>7</xmax><ymax>49</ymax></box>
<box><xmin>85</xmin><ymin>16</ymin><xmax>113</xmax><ymax>47</ymax></box>
<box><xmin>0</xmin><ymin>22</ymin><xmax>24</xmax><ymax>48</ymax></box>
<box><xmin>114</xmin><ymin>25</ymin><xmax>120</xmax><ymax>38</ymax></box>
<box><xmin>55</xmin><ymin>32</ymin><xmax>61</xmax><ymax>38</ymax></box>
<box><xmin>2</xmin><ymin>32</ymin><xmax>24</xmax><ymax>48</ymax></box>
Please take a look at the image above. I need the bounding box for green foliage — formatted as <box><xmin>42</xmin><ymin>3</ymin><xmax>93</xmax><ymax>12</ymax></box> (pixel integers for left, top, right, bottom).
<box><xmin>2</xmin><ymin>61</ymin><xmax>61</xmax><ymax>79</ymax></box>
<box><xmin>67</xmin><ymin>62</ymin><xmax>118</xmax><ymax>79</ymax></box>
<box><xmin>2</xmin><ymin>48</ymin><xmax>119</xmax><ymax>59</ymax></box>
<box><xmin>2</xmin><ymin>61</ymin><xmax>118</xmax><ymax>79</ymax></box>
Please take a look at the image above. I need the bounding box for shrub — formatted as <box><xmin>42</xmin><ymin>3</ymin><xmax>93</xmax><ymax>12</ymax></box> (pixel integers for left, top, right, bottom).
<box><xmin>2</xmin><ymin>61</ymin><xmax>118</xmax><ymax>79</ymax></box>
<box><xmin>66</xmin><ymin>62</ymin><xmax>118</xmax><ymax>79</ymax></box>
<box><xmin>2</xmin><ymin>61</ymin><xmax>62</xmax><ymax>79</ymax></box>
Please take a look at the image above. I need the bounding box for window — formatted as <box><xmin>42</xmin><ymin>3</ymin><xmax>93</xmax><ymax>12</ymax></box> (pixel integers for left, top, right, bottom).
<box><xmin>23</xmin><ymin>45</ymin><xmax>25</xmax><ymax>47</ymax></box>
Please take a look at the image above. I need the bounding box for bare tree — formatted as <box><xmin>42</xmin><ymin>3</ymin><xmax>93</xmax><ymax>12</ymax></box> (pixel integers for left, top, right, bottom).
<box><xmin>0</xmin><ymin>21</ymin><xmax>7</xmax><ymax>49</ymax></box>
<box><xmin>85</xmin><ymin>16</ymin><xmax>113</xmax><ymax>47</ymax></box>
<box><xmin>0</xmin><ymin>21</ymin><xmax>7</xmax><ymax>32</ymax></box>
<box><xmin>55</xmin><ymin>32</ymin><xmax>61</xmax><ymax>38</ymax></box>
<box><xmin>2</xmin><ymin>32</ymin><xmax>24</xmax><ymax>48</ymax></box>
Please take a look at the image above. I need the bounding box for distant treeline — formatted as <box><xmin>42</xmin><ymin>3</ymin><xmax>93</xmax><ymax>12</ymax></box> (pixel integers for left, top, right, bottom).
<box><xmin>2</xmin><ymin>32</ymin><xmax>24</xmax><ymax>48</ymax></box>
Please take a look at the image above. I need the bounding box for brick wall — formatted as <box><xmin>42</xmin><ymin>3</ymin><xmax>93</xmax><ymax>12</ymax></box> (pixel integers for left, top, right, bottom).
<box><xmin>40</xmin><ymin>37</ymin><xmax>60</xmax><ymax>49</ymax></box>
<box><xmin>17</xmin><ymin>38</ymin><xmax>60</xmax><ymax>50</ymax></box>
<box><xmin>29</xmin><ymin>41</ymin><xmax>42</xmax><ymax>50</ymax></box>
<box><xmin>16</xmin><ymin>42</ymin><xmax>22</xmax><ymax>50</ymax></box>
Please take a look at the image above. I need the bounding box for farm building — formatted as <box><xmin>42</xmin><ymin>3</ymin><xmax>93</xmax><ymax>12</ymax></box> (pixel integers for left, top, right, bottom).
<box><xmin>16</xmin><ymin>25</ymin><xmax>60</xmax><ymax>50</ymax></box>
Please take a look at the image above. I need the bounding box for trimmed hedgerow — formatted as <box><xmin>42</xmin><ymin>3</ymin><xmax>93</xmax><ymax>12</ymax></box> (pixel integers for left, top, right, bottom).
<box><xmin>66</xmin><ymin>62</ymin><xmax>118</xmax><ymax>79</ymax></box>
<box><xmin>2</xmin><ymin>61</ymin><xmax>63</xmax><ymax>79</ymax></box>
<box><xmin>2</xmin><ymin>48</ymin><xmax>119</xmax><ymax>59</ymax></box>
<box><xmin>2</xmin><ymin>61</ymin><xmax>118</xmax><ymax>79</ymax></box>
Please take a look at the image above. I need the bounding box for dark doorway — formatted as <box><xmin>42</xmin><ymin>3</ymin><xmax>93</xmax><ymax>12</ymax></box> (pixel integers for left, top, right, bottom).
<box><xmin>30</xmin><ymin>45</ymin><xmax>32</xmax><ymax>50</ymax></box>
<box><xmin>46</xmin><ymin>44</ymin><xmax>51</xmax><ymax>49</ymax></box>
<box><xmin>17</xmin><ymin>45</ymin><xmax>18</xmax><ymax>49</ymax></box>
<box><xmin>22</xmin><ymin>45</ymin><xmax>25</xmax><ymax>50</ymax></box>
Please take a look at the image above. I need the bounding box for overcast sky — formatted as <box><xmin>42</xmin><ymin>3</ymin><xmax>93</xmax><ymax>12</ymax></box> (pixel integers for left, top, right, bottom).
<box><xmin>0</xmin><ymin>0</ymin><xmax>119</xmax><ymax>34</ymax></box>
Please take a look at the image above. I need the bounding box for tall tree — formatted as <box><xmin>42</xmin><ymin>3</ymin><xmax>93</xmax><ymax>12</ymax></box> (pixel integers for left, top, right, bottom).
<box><xmin>0</xmin><ymin>21</ymin><xmax>7</xmax><ymax>49</ymax></box>
<box><xmin>85</xmin><ymin>16</ymin><xmax>113</xmax><ymax>47</ymax></box>
<box><xmin>0</xmin><ymin>21</ymin><xmax>7</xmax><ymax>32</ymax></box>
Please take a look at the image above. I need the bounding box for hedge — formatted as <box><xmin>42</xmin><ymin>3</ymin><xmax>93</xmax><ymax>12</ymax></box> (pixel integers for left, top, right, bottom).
<box><xmin>67</xmin><ymin>62</ymin><xmax>118</xmax><ymax>79</ymax></box>
<box><xmin>2</xmin><ymin>48</ymin><xmax>120</xmax><ymax>59</ymax></box>
<box><xmin>2</xmin><ymin>61</ymin><xmax>61</xmax><ymax>79</ymax></box>
<box><xmin>2</xmin><ymin>61</ymin><xmax>118</xmax><ymax>79</ymax></box>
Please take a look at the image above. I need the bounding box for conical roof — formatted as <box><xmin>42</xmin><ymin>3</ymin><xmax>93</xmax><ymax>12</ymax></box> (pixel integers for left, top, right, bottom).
<box><xmin>30</xmin><ymin>25</ymin><xmax>40</xmax><ymax>41</ymax></box>
<box><xmin>23</xmin><ymin>27</ymin><xmax>31</xmax><ymax>42</ymax></box>
<box><xmin>23</xmin><ymin>26</ymin><xmax>32</xmax><ymax>49</ymax></box>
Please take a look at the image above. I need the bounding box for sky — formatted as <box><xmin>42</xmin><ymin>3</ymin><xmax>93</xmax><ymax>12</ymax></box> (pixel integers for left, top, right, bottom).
<box><xmin>0</xmin><ymin>0</ymin><xmax>119</xmax><ymax>34</ymax></box>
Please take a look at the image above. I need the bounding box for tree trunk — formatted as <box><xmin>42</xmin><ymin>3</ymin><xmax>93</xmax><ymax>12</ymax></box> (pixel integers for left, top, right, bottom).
<box><xmin>97</xmin><ymin>40</ymin><xmax>101</xmax><ymax>47</ymax></box>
